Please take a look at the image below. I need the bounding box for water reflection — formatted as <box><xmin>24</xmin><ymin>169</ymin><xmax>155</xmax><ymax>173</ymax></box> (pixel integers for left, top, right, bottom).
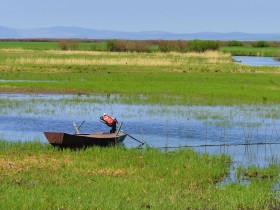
<box><xmin>1</xmin><ymin>93</ymin><xmax>280</xmax><ymax>167</ymax></box>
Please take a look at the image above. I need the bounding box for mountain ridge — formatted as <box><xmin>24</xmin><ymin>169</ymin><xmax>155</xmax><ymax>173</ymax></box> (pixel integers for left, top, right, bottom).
<box><xmin>1</xmin><ymin>26</ymin><xmax>280</xmax><ymax>41</ymax></box>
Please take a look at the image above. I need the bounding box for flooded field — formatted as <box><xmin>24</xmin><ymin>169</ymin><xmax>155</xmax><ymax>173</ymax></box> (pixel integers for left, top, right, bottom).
<box><xmin>1</xmin><ymin>93</ymin><xmax>280</xmax><ymax>167</ymax></box>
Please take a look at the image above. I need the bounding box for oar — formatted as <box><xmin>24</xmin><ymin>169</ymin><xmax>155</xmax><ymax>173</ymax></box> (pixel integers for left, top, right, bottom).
<box><xmin>78</xmin><ymin>121</ymin><xmax>85</xmax><ymax>130</ymax></box>
<box><xmin>122</xmin><ymin>132</ymin><xmax>145</xmax><ymax>145</ymax></box>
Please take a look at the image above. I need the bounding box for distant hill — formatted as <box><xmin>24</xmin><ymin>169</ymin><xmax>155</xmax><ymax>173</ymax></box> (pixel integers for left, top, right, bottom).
<box><xmin>0</xmin><ymin>26</ymin><xmax>280</xmax><ymax>41</ymax></box>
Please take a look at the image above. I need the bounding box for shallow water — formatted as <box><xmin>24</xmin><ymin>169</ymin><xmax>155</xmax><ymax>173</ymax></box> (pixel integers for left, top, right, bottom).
<box><xmin>1</xmin><ymin>93</ymin><xmax>280</xmax><ymax>167</ymax></box>
<box><xmin>233</xmin><ymin>56</ymin><xmax>280</xmax><ymax>66</ymax></box>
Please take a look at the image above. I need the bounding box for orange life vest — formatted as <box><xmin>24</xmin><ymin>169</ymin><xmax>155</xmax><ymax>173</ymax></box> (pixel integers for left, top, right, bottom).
<box><xmin>101</xmin><ymin>114</ymin><xmax>116</xmax><ymax>126</ymax></box>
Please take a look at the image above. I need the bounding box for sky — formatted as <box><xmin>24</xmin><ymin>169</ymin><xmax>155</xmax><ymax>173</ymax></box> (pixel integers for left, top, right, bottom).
<box><xmin>1</xmin><ymin>0</ymin><xmax>279</xmax><ymax>34</ymax></box>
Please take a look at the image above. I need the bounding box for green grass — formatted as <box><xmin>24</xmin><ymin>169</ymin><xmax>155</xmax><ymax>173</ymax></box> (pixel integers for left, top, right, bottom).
<box><xmin>0</xmin><ymin>41</ymin><xmax>59</xmax><ymax>50</ymax></box>
<box><xmin>0</xmin><ymin>41</ymin><xmax>107</xmax><ymax>51</ymax></box>
<box><xmin>220</xmin><ymin>46</ymin><xmax>280</xmax><ymax>57</ymax></box>
<box><xmin>0</xmin><ymin>141</ymin><xmax>279</xmax><ymax>209</ymax></box>
<box><xmin>1</xmin><ymin>42</ymin><xmax>280</xmax><ymax>209</ymax></box>
<box><xmin>1</xmin><ymin>48</ymin><xmax>280</xmax><ymax>105</ymax></box>
<box><xmin>2</xmin><ymin>71</ymin><xmax>280</xmax><ymax>105</ymax></box>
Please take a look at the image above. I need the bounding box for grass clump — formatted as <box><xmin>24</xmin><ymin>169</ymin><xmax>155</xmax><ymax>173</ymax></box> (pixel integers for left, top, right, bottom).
<box><xmin>0</xmin><ymin>140</ymin><xmax>279</xmax><ymax>209</ymax></box>
<box><xmin>237</xmin><ymin>164</ymin><xmax>279</xmax><ymax>181</ymax></box>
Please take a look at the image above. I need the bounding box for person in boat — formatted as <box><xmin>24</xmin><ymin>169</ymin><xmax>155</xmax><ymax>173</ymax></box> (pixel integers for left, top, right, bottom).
<box><xmin>100</xmin><ymin>113</ymin><xmax>118</xmax><ymax>133</ymax></box>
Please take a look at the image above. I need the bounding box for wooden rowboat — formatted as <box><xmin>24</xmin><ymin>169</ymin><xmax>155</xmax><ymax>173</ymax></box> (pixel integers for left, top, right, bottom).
<box><xmin>44</xmin><ymin>132</ymin><xmax>127</xmax><ymax>148</ymax></box>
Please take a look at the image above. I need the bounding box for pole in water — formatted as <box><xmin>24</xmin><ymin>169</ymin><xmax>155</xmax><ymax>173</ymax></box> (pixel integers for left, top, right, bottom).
<box><xmin>116</xmin><ymin>122</ymin><xmax>123</xmax><ymax>135</ymax></box>
<box><xmin>73</xmin><ymin>121</ymin><xmax>86</xmax><ymax>134</ymax></box>
<box><xmin>73</xmin><ymin>122</ymin><xmax>80</xmax><ymax>134</ymax></box>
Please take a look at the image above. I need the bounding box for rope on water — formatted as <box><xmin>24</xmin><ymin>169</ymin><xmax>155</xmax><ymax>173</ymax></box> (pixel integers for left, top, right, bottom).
<box><xmin>154</xmin><ymin>141</ymin><xmax>280</xmax><ymax>149</ymax></box>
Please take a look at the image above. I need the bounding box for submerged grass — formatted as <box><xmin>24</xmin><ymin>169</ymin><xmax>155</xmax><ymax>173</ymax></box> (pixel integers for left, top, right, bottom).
<box><xmin>0</xmin><ymin>140</ymin><xmax>279</xmax><ymax>209</ymax></box>
<box><xmin>237</xmin><ymin>164</ymin><xmax>279</xmax><ymax>181</ymax></box>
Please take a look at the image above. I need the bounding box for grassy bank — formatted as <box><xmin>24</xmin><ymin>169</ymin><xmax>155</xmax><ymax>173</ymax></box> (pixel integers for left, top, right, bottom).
<box><xmin>0</xmin><ymin>141</ymin><xmax>279</xmax><ymax>209</ymax></box>
<box><xmin>220</xmin><ymin>46</ymin><xmax>280</xmax><ymax>57</ymax></box>
<box><xmin>1</xmin><ymin>48</ymin><xmax>280</xmax><ymax>105</ymax></box>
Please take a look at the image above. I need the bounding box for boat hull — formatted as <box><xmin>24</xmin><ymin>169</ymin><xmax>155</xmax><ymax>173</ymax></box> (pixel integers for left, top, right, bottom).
<box><xmin>44</xmin><ymin>132</ymin><xmax>127</xmax><ymax>148</ymax></box>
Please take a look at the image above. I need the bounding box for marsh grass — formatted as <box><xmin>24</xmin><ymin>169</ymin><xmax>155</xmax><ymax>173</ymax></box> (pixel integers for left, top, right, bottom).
<box><xmin>0</xmin><ymin>140</ymin><xmax>279</xmax><ymax>209</ymax></box>
<box><xmin>1</xmin><ymin>48</ymin><xmax>280</xmax><ymax>105</ymax></box>
<box><xmin>0</xmin><ymin>49</ymin><xmax>267</xmax><ymax>73</ymax></box>
<box><xmin>221</xmin><ymin>46</ymin><xmax>280</xmax><ymax>57</ymax></box>
<box><xmin>12</xmin><ymin>57</ymin><xmax>176</xmax><ymax>67</ymax></box>
<box><xmin>5</xmin><ymin>50</ymin><xmax>232</xmax><ymax>68</ymax></box>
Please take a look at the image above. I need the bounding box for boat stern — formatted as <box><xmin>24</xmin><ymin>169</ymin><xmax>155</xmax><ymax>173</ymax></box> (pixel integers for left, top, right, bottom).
<box><xmin>44</xmin><ymin>132</ymin><xmax>64</xmax><ymax>146</ymax></box>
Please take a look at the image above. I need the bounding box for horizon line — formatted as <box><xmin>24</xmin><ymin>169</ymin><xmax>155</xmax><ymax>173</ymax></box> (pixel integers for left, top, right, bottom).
<box><xmin>1</xmin><ymin>25</ymin><xmax>280</xmax><ymax>35</ymax></box>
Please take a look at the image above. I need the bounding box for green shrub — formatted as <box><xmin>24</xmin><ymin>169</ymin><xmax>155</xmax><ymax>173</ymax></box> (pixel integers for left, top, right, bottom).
<box><xmin>158</xmin><ymin>40</ymin><xmax>175</xmax><ymax>52</ymax></box>
<box><xmin>251</xmin><ymin>41</ymin><xmax>270</xmax><ymax>48</ymax></box>
<box><xmin>106</xmin><ymin>40</ymin><xmax>221</xmax><ymax>53</ymax></box>
<box><xmin>129</xmin><ymin>41</ymin><xmax>150</xmax><ymax>52</ymax></box>
<box><xmin>227</xmin><ymin>40</ymin><xmax>244</xmax><ymax>47</ymax></box>
<box><xmin>188</xmin><ymin>40</ymin><xmax>219</xmax><ymax>52</ymax></box>
<box><xmin>106</xmin><ymin>40</ymin><xmax>150</xmax><ymax>52</ymax></box>
<box><xmin>177</xmin><ymin>40</ymin><xmax>188</xmax><ymax>52</ymax></box>
<box><xmin>157</xmin><ymin>40</ymin><xmax>188</xmax><ymax>52</ymax></box>
<box><xmin>106</xmin><ymin>40</ymin><xmax>118</xmax><ymax>51</ymax></box>
<box><xmin>58</xmin><ymin>40</ymin><xmax>79</xmax><ymax>51</ymax></box>
<box><xmin>270</xmin><ymin>41</ymin><xmax>280</xmax><ymax>47</ymax></box>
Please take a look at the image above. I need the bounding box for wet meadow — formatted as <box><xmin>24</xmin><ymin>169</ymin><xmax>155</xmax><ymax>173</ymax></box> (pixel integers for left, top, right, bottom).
<box><xmin>1</xmin><ymin>46</ymin><xmax>280</xmax><ymax>105</ymax></box>
<box><xmin>1</xmin><ymin>41</ymin><xmax>280</xmax><ymax>209</ymax></box>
